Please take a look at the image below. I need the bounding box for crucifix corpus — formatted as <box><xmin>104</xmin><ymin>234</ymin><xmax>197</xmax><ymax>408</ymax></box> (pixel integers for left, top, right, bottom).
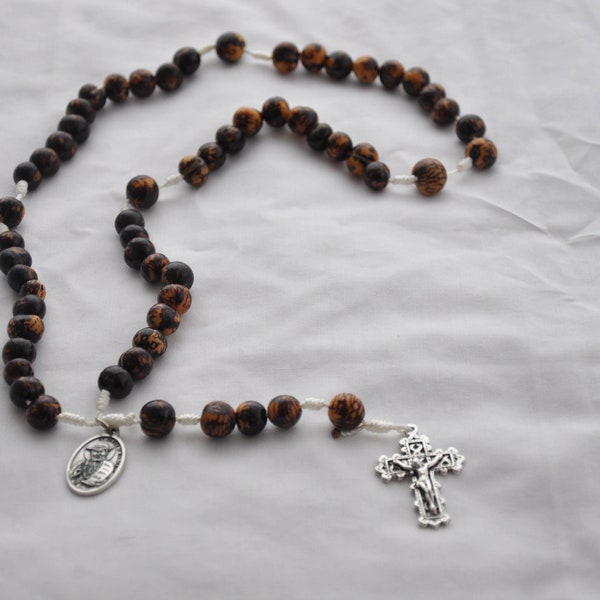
<box><xmin>375</xmin><ymin>427</ymin><xmax>464</xmax><ymax>528</ymax></box>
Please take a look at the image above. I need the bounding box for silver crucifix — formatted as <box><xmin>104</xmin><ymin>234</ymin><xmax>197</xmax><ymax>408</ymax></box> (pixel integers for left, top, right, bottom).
<box><xmin>375</xmin><ymin>427</ymin><xmax>464</xmax><ymax>528</ymax></box>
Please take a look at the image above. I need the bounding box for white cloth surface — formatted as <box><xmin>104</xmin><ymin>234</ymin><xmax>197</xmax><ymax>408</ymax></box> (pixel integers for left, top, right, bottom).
<box><xmin>0</xmin><ymin>1</ymin><xmax>599</xmax><ymax>598</ymax></box>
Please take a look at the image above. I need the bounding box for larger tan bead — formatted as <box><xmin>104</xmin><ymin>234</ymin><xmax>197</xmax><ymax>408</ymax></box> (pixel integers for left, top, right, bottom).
<box><xmin>201</xmin><ymin>401</ymin><xmax>236</xmax><ymax>438</ymax></box>
<box><xmin>353</xmin><ymin>56</ymin><xmax>379</xmax><ymax>83</ymax></box>
<box><xmin>301</xmin><ymin>43</ymin><xmax>327</xmax><ymax>73</ymax></box>
<box><xmin>328</xmin><ymin>393</ymin><xmax>365</xmax><ymax>431</ymax></box>
<box><xmin>233</xmin><ymin>107</ymin><xmax>263</xmax><ymax>137</ymax></box>
<box><xmin>272</xmin><ymin>42</ymin><xmax>300</xmax><ymax>74</ymax></box>
<box><xmin>465</xmin><ymin>137</ymin><xmax>498</xmax><ymax>170</ymax></box>
<box><xmin>216</xmin><ymin>32</ymin><xmax>246</xmax><ymax>63</ymax></box>
<box><xmin>412</xmin><ymin>158</ymin><xmax>447</xmax><ymax>196</ymax></box>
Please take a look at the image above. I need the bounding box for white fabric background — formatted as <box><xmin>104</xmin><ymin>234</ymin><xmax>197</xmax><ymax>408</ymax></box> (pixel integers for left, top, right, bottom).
<box><xmin>0</xmin><ymin>1</ymin><xmax>598</xmax><ymax>598</ymax></box>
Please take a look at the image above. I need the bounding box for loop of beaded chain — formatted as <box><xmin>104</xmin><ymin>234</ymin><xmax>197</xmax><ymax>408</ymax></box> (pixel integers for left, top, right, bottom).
<box><xmin>1</xmin><ymin>31</ymin><xmax>497</xmax><ymax>439</ymax></box>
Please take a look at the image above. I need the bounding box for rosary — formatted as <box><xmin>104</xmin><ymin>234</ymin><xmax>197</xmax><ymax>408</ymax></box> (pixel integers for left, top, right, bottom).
<box><xmin>1</xmin><ymin>32</ymin><xmax>497</xmax><ymax>527</ymax></box>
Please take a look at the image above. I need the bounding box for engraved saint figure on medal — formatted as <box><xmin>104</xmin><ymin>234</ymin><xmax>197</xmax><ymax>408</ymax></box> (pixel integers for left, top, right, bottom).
<box><xmin>67</xmin><ymin>434</ymin><xmax>125</xmax><ymax>496</ymax></box>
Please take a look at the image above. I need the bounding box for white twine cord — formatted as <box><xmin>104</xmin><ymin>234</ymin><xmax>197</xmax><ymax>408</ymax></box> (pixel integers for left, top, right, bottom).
<box><xmin>245</xmin><ymin>48</ymin><xmax>272</xmax><ymax>61</ymax></box>
<box><xmin>389</xmin><ymin>175</ymin><xmax>417</xmax><ymax>186</ymax></box>
<box><xmin>15</xmin><ymin>180</ymin><xmax>28</xmax><ymax>201</ymax></box>
<box><xmin>160</xmin><ymin>173</ymin><xmax>184</xmax><ymax>189</ymax></box>
<box><xmin>198</xmin><ymin>44</ymin><xmax>216</xmax><ymax>56</ymax></box>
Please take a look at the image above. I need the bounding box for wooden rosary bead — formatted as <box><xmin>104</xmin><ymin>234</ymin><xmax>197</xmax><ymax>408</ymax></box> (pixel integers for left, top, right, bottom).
<box><xmin>272</xmin><ymin>42</ymin><xmax>300</xmax><ymax>74</ymax></box>
<box><xmin>25</xmin><ymin>395</ymin><xmax>61</xmax><ymax>430</ymax></box>
<box><xmin>232</xmin><ymin>107</ymin><xmax>263</xmax><ymax>137</ymax></box>
<box><xmin>156</xmin><ymin>62</ymin><xmax>184</xmax><ymax>92</ymax></box>
<box><xmin>133</xmin><ymin>327</ymin><xmax>168</xmax><ymax>358</ymax></box>
<box><xmin>66</xmin><ymin>98</ymin><xmax>95</xmax><ymax>124</ymax></box>
<box><xmin>306</xmin><ymin>123</ymin><xmax>333</xmax><ymax>152</ymax></box>
<box><xmin>13</xmin><ymin>162</ymin><xmax>41</xmax><ymax>191</ymax></box>
<box><xmin>19</xmin><ymin>280</ymin><xmax>46</xmax><ymax>300</ymax></box>
<box><xmin>325</xmin><ymin>51</ymin><xmax>353</xmax><ymax>80</ymax></box>
<box><xmin>262</xmin><ymin>96</ymin><xmax>291</xmax><ymax>128</ymax></box>
<box><xmin>363</xmin><ymin>161</ymin><xmax>390</xmax><ymax>191</ymax></box>
<box><xmin>0</xmin><ymin>230</ymin><xmax>24</xmax><ymax>250</ymax></box>
<box><xmin>465</xmin><ymin>137</ymin><xmax>498</xmax><ymax>170</ymax></box>
<box><xmin>124</xmin><ymin>237</ymin><xmax>156</xmax><ymax>270</ymax></box>
<box><xmin>119</xmin><ymin>347</ymin><xmax>154</xmax><ymax>380</ymax></box>
<box><xmin>432</xmin><ymin>98</ymin><xmax>460</xmax><ymax>126</ymax></box>
<box><xmin>126</xmin><ymin>175</ymin><xmax>159</xmax><ymax>210</ymax></box>
<box><xmin>236</xmin><ymin>401</ymin><xmax>267</xmax><ymax>436</ymax></box>
<box><xmin>0</xmin><ymin>197</ymin><xmax>25</xmax><ymax>229</ymax></box>
<box><xmin>46</xmin><ymin>131</ymin><xmax>77</xmax><ymax>161</ymax></box>
<box><xmin>98</xmin><ymin>365</ymin><xmax>134</xmax><ymax>399</ymax></box>
<box><xmin>3</xmin><ymin>358</ymin><xmax>34</xmax><ymax>385</ymax></box>
<box><xmin>215</xmin><ymin>125</ymin><xmax>246</xmax><ymax>154</ymax></box>
<box><xmin>103</xmin><ymin>73</ymin><xmax>129</xmax><ymax>103</ymax></box>
<box><xmin>178</xmin><ymin>155</ymin><xmax>210</xmax><ymax>187</ymax></box>
<box><xmin>328</xmin><ymin>392</ymin><xmax>365</xmax><ymax>431</ymax></box>
<box><xmin>267</xmin><ymin>395</ymin><xmax>302</xmax><ymax>429</ymax></box>
<box><xmin>216</xmin><ymin>32</ymin><xmax>246</xmax><ymax>64</ymax></box>
<box><xmin>7</xmin><ymin>315</ymin><xmax>44</xmax><ymax>344</ymax></box>
<box><xmin>173</xmin><ymin>47</ymin><xmax>201</xmax><ymax>76</ymax></box>
<box><xmin>7</xmin><ymin>265</ymin><xmax>38</xmax><ymax>292</ymax></box>
<box><xmin>346</xmin><ymin>143</ymin><xmax>379</xmax><ymax>177</ymax></box>
<box><xmin>2</xmin><ymin>338</ymin><xmax>36</xmax><ymax>365</ymax></box>
<box><xmin>13</xmin><ymin>295</ymin><xmax>46</xmax><ymax>319</ymax></box>
<box><xmin>379</xmin><ymin>60</ymin><xmax>405</xmax><ymax>89</ymax></box>
<box><xmin>0</xmin><ymin>247</ymin><xmax>32</xmax><ymax>275</ymax></box>
<box><xmin>325</xmin><ymin>132</ymin><xmax>353</xmax><ymax>162</ymax></box>
<box><xmin>161</xmin><ymin>261</ymin><xmax>194</xmax><ymax>288</ymax></box>
<box><xmin>10</xmin><ymin>376</ymin><xmax>44</xmax><ymax>408</ymax></box>
<box><xmin>119</xmin><ymin>224</ymin><xmax>149</xmax><ymax>248</ymax></box>
<box><xmin>403</xmin><ymin>67</ymin><xmax>430</xmax><ymax>97</ymax></box>
<box><xmin>79</xmin><ymin>83</ymin><xmax>106</xmax><ymax>111</ymax></box>
<box><xmin>58</xmin><ymin>114</ymin><xmax>90</xmax><ymax>144</ymax></box>
<box><xmin>140</xmin><ymin>253</ymin><xmax>170</xmax><ymax>283</ymax></box>
<box><xmin>146</xmin><ymin>303</ymin><xmax>181</xmax><ymax>336</ymax></box>
<box><xmin>301</xmin><ymin>43</ymin><xmax>327</xmax><ymax>73</ymax></box>
<box><xmin>353</xmin><ymin>56</ymin><xmax>379</xmax><ymax>83</ymax></box>
<box><xmin>29</xmin><ymin>147</ymin><xmax>60</xmax><ymax>178</ymax></box>
<box><xmin>418</xmin><ymin>83</ymin><xmax>446</xmax><ymax>112</ymax></box>
<box><xmin>129</xmin><ymin>69</ymin><xmax>156</xmax><ymax>98</ymax></box>
<box><xmin>115</xmin><ymin>208</ymin><xmax>146</xmax><ymax>234</ymax></box>
<box><xmin>201</xmin><ymin>401</ymin><xmax>236</xmax><ymax>438</ymax></box>
<box><xmin>140</xmin><ymin>399</ymin><xmax>176</xmax><ymax>438</ymax></box>
<box><xmin>198</xmin><ymin>142</ymin><xmax>227</xmax><ymax>171</ymax></box>
<box><xmin>158</xmin><ymin>284</ymin><xmax>192</xmax><ymax>315</ymax></box>
<box><xmin>456</xmin><ymin>114</ymin><xmax>486</xmax><ymax>143</ymax></box>
<box><xmin>412</xmin><ymin>158</ymin><xmax>447</xmax><ymax>196</ymax></box>
<box><xmin>288</xmin><ymin>106</ymin><xmax>318</xmax><ymax>135</ymax></box>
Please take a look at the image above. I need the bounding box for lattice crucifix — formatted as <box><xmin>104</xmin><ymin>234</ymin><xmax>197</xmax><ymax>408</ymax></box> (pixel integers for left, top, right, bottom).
<box><xmin>375</xmin><ymin>427</ymin><xmax>464</xmax><ymax>528</ymax></box>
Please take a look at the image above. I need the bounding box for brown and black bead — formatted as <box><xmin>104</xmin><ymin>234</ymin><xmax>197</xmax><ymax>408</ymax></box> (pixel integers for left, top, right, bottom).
<box><xmin>126</xmin><ymin>175</ymin><xmax>159</xmax><ymax>210</ymax></box>
<box><xmin>156</xmin><ymin>62</ymin><xmax>184</xmax><ymax>92</ymax></box>
<box><xmin>103</xmin><ymin>73</ymin><xmax>129</xmax><ymax>103</ymax></box>
<box><xmin>3</xmin><ymin>357</ymin><xmax>34</xmax><ymax>385</ymax></box>
<box><xmin>133</xmin><ymin>327</ymin><xmax>168</xmax><ymax>358</ymax></box>
<box><xmin>140</xmin><ymin>253</ymin><xmax>170</xmax><ymax>283</ymax></box>
<box><xmin>418</xmin><ymin>83</ymin><xmax>446</xmax><ymax>112</ymax></box>
<box><xmin>403</xmin><ymin>67</ymin><xmax>430</xmax><ymax>97</ymax></box>
<box><xmin>98</xmin><ymin>365</ymin><xmax>134</xmax><ymax>399</ymax></box>
<box><xmin>236</xmin><ymin>401</ymin><xmax>267</xmax><ymax>436</ymax></box>
<box><xmin>158</xmin><ymin>284</ymin><xmax>192</xmax><ymax>315</ymax></box>
<box><xmin>124</xmin><ymin>237</ymin><xmax>156</xmax><ymax>270</ymax></box>
<box><xmin>13</xmin><ymin>162</ymin><xmax>41</xmax><ymax>191</ymax></box>
<box><xmin>119</xmin><ymin>347</ymin><xmax>154</xmax><ymax>380</ymax></box>
<box><xmin>328</xmin><ymin>393</ymin><xmax>365</xmax><ymax>432</ymax></box>
<box><xmin>325</xmin><ymin>51</ymin><xmax>353</xmax><ymax>80</ymax></box>
<box><xmin>201</xmin><ymin>401</ymin><xmax>236</xmax><ymax>438</ymax></box>
<box><xmin>146</xmin><ymin>303</ymin><xmax>181</xmax><ymax>336</ymax></box>
<box><xmin>7</xmin><ymin>265</ymin><xmax>38</xmax><ymax>292</ymax></box>
<box><xmin>197</xmin><ymin>142</ymin><xmax>227</xmax><ymax>171</ymax></box>
<box><xmin>456</xmin><ymin>114</ymin><xmax>486</xmax><ymax>144</ymax></box>
<box><xmin>233</xmin><ymin>107</ymin><xmax>263</xmax><ymax>137</ymax></box>
<box><xmin>465</xmin><ymin>137</ymin><xmax>498</xmax><ymax>170</ymax></box>
<box><xmin>267</xmin><ymin>395</ymin><xmax>302</xmax><ymax>429</ymax></box>
<box><xmin>66</xmin><ymin>98</ymin><xmax>95</xmax><ymax>124</ymax></box>
<box><xmin>306</xmin><ymin>123</ymin><xmax>333</xmax><ymax>152</ymax></box>
<box><xmin>2</xmin><ymin>337</ymin><xmax>37</xmax><ymax>365</ymax></box>
<box><xmin>78</xmin><ymin>83</ymin><xmax>106</xmax><ymax>111</ymax></box>
<box><xmin>58</xmin><ymin>114</ymin><xmax>90</xmax><ymax>144</ymax></box>
<box><xmin>161</xmin><ymin>261</ymin><xmax>194</xmax><ymax>288</ymax></box>
<box><xmin>432</xmin><ymin>98</ymin><xmax>460</xmax><ymax>125</ymax></box>
<box><xmin>129</xmin><ymin>69</ymin><xmax>156</xmax><ymax>98</ymax></box>
<box><xmin>46</xmin><ymin>131</ymin><xmax>77</xmax><ymax>162</ymax></box>
<box><xmin>19</xmin><ymin>279</ymin><xmax>46</xmax><ymax>299</ymax></box>
<box><xmin>262</xmin><ymin>96</ymin><xmax>291</xmax><ymax>128</ymax></box>
<box><xmin>178</xmin><ymin>155</ymin><xmax>210</xmax><ymax>187</ymax></box>
<box><xmin>379</xmin><ymin>60</ymin><xmax>405</xmax><ymax>89</ymax></box>
<box><xmin>0</xmin><ymin>247</ymin><xmax>31</xmax><ymax>275</ymax></box>
<box><xmin>353</xmin><ymin>55</ymin><xmax>379</xmax><ymax>84</ymax></box>
<box><xmin>7</xmin><ymin>314</ymin><xmax>44</xmax><ymax>344</ymax></box>
<box><xmin>0</xmin><ymin>197</ymin><xmax>25</xmax><ymax>229</ymax></box>
<box><xmin>0</xmin><ymin>231</ymin><xmax>24</xmax><ymax>251</ymax></box>
<box><xmin>140</xmin><ymin>399</ymin><xmax>176</xmax><ymax>438</ymax></box>
<box><xmin>13</xmin><ymin>294</ymin><xmax>46</xmax><ymax>319</ymax></box>
<box><xmin>288</xmin><ymin>106</ymin><xmax>318</xmax><ymax>135</ymax></box>
<box><xmin>29</xmin><ymin>148</ymin><xmax>60</xmax><ymax>178</ymax></box>
<box><xmin>173</xmin><ymin>47</ymin><xmax>201</xmax><ymax>76</ymax></box>
<box><xmin>114</xmin><ymin>209</ymin><xmax>144</xmax><ymax>234</ymax></box>
<box><xmin>119</xmin><ymin>224</ymin><xmax>149</xmax><ymax>248</ymax></box>
<box><xmin>301</xmin><ymin>43</ymin><xmax>327</xmax><ymax>73</ymax></box>
<box><xmin>215</xmin><ymin>32</ymin><xmax>246</xmax><ymax>63</ymax></box>
<box><xmin>412</xmin><ymin>158</ymin><xmax>447</xmax><ymax>196</ymax></box>
<box><xmin>9</xmin><ymin>376</ymin><xmax>44</xmax><ymax>408</ymax></box>
<box><xmin>346</xmin><ymin>143</ymin><xmax>379</xmax><ymax>177</ymax></box>
<box><xmin>25</xmin><ymin>395</ymin><xmax>61</xmax><ymax>429</ymax></box>
<box><xmin>325</xmin><ymin>132</ymin><xmax>353</xmax><ymax>162</ymax></box>
<box><xmin>215</xmin><ymin>125</ymin><xmax>246</xmax><ymax>154</ymax></box>
<box><xmin>272</xmin><ymin>42</ymin><xmax>300</xmax><ymax>74</ymax></box>
<box><xmin>363</xmin><ymin>161</ymin><xmax>390</xmax><ymax>191</ymax></box>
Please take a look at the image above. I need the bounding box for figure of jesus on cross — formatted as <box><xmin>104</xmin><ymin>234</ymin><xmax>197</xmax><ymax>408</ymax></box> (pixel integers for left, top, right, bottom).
<box><xmin>375</xmin><ymin>427</ymin><xmax>464</xmax><ymax>528</ymax></box>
